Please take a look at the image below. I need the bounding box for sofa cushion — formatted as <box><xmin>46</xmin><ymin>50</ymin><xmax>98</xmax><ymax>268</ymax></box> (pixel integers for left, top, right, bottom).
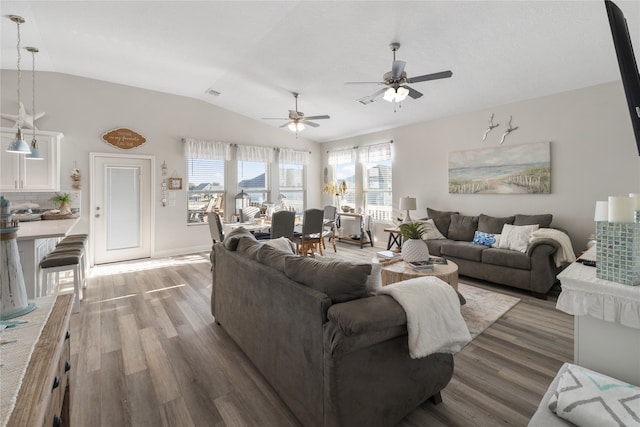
<box><xmin>263</xmin><ymin>236</ymin><xmax>296</xmax><ymax>254</ymax></box>
<box><xmin>425</xmin><ymin>239</ymin><xmax>451</xmax><ymax>256</ymax></box>
<box><xmin>427</xmin><ymin>208</ymin><xmax>459</xmax><ymax>237</ymax></box>
<box><xmin>256</xmin><ymin>243</ymin><xmax>295</xmax><ymax>272</ymax></box>
<box><xmin>223</xmin><ymin>226</ymin><xmax>257</xmax><ymax>251</ymax></box>
<box><xmin>440</xmin><ymin>241</ymin><xmax>485</xmax><ymax>262</ymax></box>
<box><xmin>482</xmin><ymin>248</ymin><xmax>531</xmax><ymax>270</ymax></box>
<box><xmin>327</xmin><ymin>295</ymin><xmax>407</xmax><ymax>336</ymax></box>
<box><xmin>478</xmin><ymin>214</ymin><xmax>515</xmax><ymax>234</ymax></box>
<box><xmin>236</xmin><ymin>236</ymin><xmax>262</xmax><ymax>259</ymax></box>
<box><xmin>285</xmin><ymin>257</ymin><xmax>372</xmax><ymax>303</ymax></box>
<box><xmin>447</xmin><ymin>214</ymin><xmax>479</xmax><ymax>241</ymax></box>
<box><xmin>498</xmin><ymin>224</ymin><xmax>539</xmax><ymax>253</ymax></box>
<box><xmin>514</xmin><ymin>213</ymin><xmax>553</xmax><ymax>228</ymax></box>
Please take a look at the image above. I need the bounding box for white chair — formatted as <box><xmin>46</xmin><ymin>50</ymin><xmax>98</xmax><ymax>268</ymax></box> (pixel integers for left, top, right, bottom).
<box><xmin>207</xmin><ymin>212</ymin><xmax>225</xmax><ymax>243</ymax></box>
<box><xmin>241</xmin><ymin>206</ymin><xmax>261</xmax><ymax>222</ymax></box>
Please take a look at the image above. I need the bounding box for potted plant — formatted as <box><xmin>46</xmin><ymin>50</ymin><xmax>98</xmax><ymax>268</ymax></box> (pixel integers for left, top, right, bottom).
<box><xmin>51</xmin><ymin>192</ymin><xmax>72</xmax><ymax>215</ymax></box>
<box><xmin>399</xmin><ymin>221</ymin><xmax>430</xmax><ymax>262</ymax></box>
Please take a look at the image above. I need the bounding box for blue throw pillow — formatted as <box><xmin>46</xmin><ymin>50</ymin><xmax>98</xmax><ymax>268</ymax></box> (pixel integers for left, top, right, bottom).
<box><xmin>472</xmin><ymin>231</ymin><xmax>497</xmax><ymax>247</ymax></box>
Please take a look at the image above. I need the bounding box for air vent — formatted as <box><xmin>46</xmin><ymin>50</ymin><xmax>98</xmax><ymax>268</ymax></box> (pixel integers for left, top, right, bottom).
<box><xmin>205</xmin><ymin>88</ymin><xmax>221</xmax><ymax>97</ymax></box>
<box><xmin>357</xmin><ymin>96</ymin><xmax>375</xmax><ymax>105</ymax></box>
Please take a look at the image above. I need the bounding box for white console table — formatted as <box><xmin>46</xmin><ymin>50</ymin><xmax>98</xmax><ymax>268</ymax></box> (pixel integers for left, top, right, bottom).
<box><xmin>556</xmin><ymin>246</ymin><xmax>640</xmax><ymax>385</ymax></box>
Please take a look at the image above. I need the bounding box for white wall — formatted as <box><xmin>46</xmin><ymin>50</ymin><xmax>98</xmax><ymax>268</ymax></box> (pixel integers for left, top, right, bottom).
<box><xmin>1</xmin><ymin>71</ymin><xmax>322</xmax><ymax>257</ymax></box>
<box><xmin>323</xmin><ymin>81</ymin><xmax>640</xmax><ymax>251</ymax></box>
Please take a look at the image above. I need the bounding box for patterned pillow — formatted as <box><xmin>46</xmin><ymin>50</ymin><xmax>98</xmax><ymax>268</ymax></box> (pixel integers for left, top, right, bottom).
<box><xmin>549</xmin><ymin>364</ymin><xmax>640</xmax><ymax>427</ymax></box>
<box><xmin>472</xmin><ymin>231</ymin><xmax>499</xmax><ymax>247</ymax></box>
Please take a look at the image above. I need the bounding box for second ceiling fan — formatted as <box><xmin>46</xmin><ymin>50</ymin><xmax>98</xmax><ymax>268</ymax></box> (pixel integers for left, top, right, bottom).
<box><xmin>262</xmin><ymin>92</ymin><xmax>330</xmax><ymax>134</ymax></box>
<box><xmin>347</xmin><ymin>42</ymin><xmax>453</xmax><ymax>105</ymax></box>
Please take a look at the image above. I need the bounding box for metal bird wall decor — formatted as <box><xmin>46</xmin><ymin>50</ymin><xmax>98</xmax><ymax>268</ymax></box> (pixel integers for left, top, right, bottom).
<box><xmin>500</xmin><ymin>116</ymin><xmax>518</xmax><ymax>144</ymax></box>
<box><xmin>482</xmin><ymin>113</ymin><xmax>499</xmax><ymax>141</ymax></box>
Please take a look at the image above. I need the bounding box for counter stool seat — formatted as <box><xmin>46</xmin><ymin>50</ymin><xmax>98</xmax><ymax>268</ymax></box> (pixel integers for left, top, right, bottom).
<box><xmin>39</xmin><ymin>249</ymin><xmax>84</xmax><ymax>312</ymax></box>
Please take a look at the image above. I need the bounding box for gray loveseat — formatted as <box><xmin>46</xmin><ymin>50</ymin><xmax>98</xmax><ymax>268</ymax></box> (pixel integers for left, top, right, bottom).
<box><xmin>424</xmin><ymin>208</ymin><xmax>567</xmax><ymax>298</ymax></box>
<box><xmin>210</xmin><ymin>229</ymin><xmax>454</xmax><ymax>427</ymax></box>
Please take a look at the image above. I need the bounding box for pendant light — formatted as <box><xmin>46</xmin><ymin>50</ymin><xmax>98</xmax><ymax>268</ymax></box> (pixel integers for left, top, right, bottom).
<box><xmin>6</xmin><ymin>15</ymin><xmax>30</xmax><ymax>154</ymax></box>
<box><xmin>25</xmin><ymin>47</ymin><xmax>43</xmax><ymax>160</ymax></box>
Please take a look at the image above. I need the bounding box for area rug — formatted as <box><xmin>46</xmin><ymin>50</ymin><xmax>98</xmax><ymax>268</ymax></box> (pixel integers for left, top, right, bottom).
<box><xmin>458</xmin><ymin>282</ymin><xmax>520</xmax><ymax>339</ymax></box>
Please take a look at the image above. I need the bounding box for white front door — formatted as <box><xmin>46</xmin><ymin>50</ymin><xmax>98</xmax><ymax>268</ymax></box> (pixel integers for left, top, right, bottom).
<box><xmin>91</xmin><ymin>154</ymin><xmax>153</xmax><ymax>264</ymax></box>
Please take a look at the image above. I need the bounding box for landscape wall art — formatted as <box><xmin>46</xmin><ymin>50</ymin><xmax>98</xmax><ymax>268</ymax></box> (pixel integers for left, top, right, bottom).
<box><xmin>448</xmin><ymin>142</ymin><xmax>551</xmax><ymax>194</ymax></box>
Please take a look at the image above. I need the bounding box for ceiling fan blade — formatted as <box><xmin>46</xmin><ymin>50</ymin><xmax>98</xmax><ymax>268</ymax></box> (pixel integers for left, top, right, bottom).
<box><xmin>391</xmin><ymin>60</ymin><xmax>406</xmax><ymax>79</ymax></box>
<box><xmin>303</xmin><ymin>115</ymin><xmax>330</xmax><ymax>120</ymax></box>
<box><xmin>301</xmin><ymin>121</ymin><xmax>320</xmax><ymax>127</ymax></box>
<box><xmin>369</xmin><ymin>87</ymin><xmax>388</xmax><ymax>99</ymax></box>
<box><xmin>345</xmin><ymin>81</ymin><xmax>385</xmax><ymax>85</ymax></box>
<box><xmin>279</xmin><ymin>122</ymin><xmax>291</xmax><ymax>128</ymax></box>
<box><xmin>407</xmin><ymin>70</ymin><xmax>453</xmax><ymax>83</ymax></box>
<box><xmin>405</xmin><ymin>86</ymin><xmax>423</xmax><ymax>99</ymax></box>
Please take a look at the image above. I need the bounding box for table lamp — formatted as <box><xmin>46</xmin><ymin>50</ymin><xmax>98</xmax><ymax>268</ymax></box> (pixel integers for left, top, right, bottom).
<box><xmin>399</xmin><ymin>197</ymin><xmax>416</xmax><ymax>223</ymax></box>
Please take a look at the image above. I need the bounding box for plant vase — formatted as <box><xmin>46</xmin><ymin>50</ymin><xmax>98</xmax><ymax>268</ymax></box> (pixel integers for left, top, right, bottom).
<box><xmin>402</xmin><ymin>239</ymin><xmax>430</xmax><ymax>263</ymax></box>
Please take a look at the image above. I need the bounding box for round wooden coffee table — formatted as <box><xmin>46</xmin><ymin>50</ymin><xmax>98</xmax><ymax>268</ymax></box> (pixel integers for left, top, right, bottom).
<box><xmin>380</xmin><ymin>259</ymin><xmax>459</xmax><ymax>291</ymax></box>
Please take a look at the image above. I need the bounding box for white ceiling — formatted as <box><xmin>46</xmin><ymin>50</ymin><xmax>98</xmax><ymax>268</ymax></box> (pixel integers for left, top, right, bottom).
<box><xmin>1</xmin><ymin>1</ymin><xmax>638</xmax><ymax>143</ymax></box>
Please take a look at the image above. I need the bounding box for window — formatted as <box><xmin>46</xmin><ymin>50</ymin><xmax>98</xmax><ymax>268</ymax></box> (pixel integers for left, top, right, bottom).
<box><xmin>363</xmin><ymin>159</ymin><xmax>392</xmax><ymax>220</ymax></box>
<box><xmin>334</xmin><ymin>162</ymin><xmax>355</xmax><ymax>209</ymax></box>
<box><xmin>361</xmin><ymin>143</ymin><xmax>392</xmax><ymax>220</ymax></box>
<box><xmin>187</xmin><ymin>158</ymin><xmax>225</xmax><ymax>224</ymax></box>
<box><xmin>279</xmin><ymin>162</ymin><xmax>305</xmax><ymax>213</ymax></box>
<box><xmin>238</xmin><ymin>160</ymin><xmax>269</xmax><ymax>206</ymax></box>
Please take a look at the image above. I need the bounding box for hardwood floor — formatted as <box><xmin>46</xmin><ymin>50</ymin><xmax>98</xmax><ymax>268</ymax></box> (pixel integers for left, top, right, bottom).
<box><xmin>69</xmin><ymin>243</ymin><xmax>572</xmax><ymax>426</ymax></box>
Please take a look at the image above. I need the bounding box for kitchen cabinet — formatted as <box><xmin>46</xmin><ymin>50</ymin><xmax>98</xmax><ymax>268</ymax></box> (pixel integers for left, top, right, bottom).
<box><xmin>0</xmin><ymin>127</ymin><xmax>63</xmax><ymax>192</ymax></box>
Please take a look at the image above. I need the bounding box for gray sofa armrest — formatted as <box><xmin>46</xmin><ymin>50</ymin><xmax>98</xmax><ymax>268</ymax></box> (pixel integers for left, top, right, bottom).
<box><xmin>327</xmin><ymin>295</ymin><xmax>406</xmax><ymax>335</ymax></box>
<box><xmin>324</xmin><ymin>295</ymin><xmax>408</xmax><ymax>357</ymax></box>
<box><xmin>527</xmin><ymin>239</ymin><xmax>562</xmax><ymax>294</ymax></box>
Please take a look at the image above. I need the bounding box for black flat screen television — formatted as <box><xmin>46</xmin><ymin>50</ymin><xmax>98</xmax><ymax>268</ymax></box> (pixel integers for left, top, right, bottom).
<box><xmin>605</xmin><ymin>0</ymin><xmax>640</xmax><ymax>155</ymax></box>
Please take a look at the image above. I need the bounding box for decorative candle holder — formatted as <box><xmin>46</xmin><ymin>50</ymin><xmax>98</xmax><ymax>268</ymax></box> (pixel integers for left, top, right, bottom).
<box><xmin>596</xmin><ymin>222</ymin><xmax>640</xmax><ymax>286</ymax></box>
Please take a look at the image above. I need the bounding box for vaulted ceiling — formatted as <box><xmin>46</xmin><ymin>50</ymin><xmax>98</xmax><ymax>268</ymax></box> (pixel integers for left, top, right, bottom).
<box><xmin>1</xmin><ymin>1</ymin><xmax>638</xmax><ymax>142</ymax></box>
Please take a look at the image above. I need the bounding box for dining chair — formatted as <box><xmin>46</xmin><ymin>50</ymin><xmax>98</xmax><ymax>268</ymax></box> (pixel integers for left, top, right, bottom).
<box><xmin>255</xmin><ymin>210</ymin><xmax>295</xmax><ymax>241</ymax></box>
<box><xmin>322</xmin><ymin>205</ymin><xmax>338</xmax><ymax>252</ymax></box>
<box><xmin>294</xmin><ymin>208</ymin><xmax>324</xmax><ymax>256</ymax></box>
<box><xmin>207</xmin><ymin>212</ymin><xmax>225</xmax><ymax>243</ymax></box>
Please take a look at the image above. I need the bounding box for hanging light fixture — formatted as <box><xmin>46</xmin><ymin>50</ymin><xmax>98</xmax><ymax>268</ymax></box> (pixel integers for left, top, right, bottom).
<box><xmin>25</xmin><ymin>46</ymin><xmax>43</xmax><ymax>160</ymax></box>
<box><xmin>6</xmin><ymin>15</ymin><xmax>30</xmax><ymax>154</ymax></box>
<box><xmin>287</xmin><ymin>121</ymin><xmax>305</xmax><ymax>132</ymax></box>
<box><xmin>383</xmin><ymin>86</ymin><xmax>409</xmax><ymax>103</ymax></box>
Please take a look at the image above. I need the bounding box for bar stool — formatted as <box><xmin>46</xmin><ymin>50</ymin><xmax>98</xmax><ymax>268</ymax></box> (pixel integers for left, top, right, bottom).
<box><xmin>39</xmin><ymin>248</ymin><xmax>85</xmax><ymax>312</ymax></box>
<box><xmin>55</xmin><ymin>234</ymin><xmax>89</xmax><ymax>287</ymax></box>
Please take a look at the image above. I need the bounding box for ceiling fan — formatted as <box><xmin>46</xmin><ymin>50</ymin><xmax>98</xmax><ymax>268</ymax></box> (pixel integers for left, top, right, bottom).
<box><xmin>262</xmin><ymin>92</ymin><xmax>330</xmax><ymax>133</ymax></box>
<box><xmin>346</xmin><ymin>42</ymin><xmax>452</xmax><ymax>105</ymax></box>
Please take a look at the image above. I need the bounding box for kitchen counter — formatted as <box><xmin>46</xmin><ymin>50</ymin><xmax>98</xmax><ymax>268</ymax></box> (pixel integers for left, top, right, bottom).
<box><xmin>15</xmin><ymin>217</ymin><xmax>81</xmax><ymax>299</ymax></box>
<box><xmin>17</xmin><ymin>218</ymin><xmax>80</xmax><ymax>241</ymax></box>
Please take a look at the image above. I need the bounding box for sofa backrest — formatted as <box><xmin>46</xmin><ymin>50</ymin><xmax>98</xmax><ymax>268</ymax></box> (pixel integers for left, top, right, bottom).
<box><xmin>212</xmin><ymin>242</ymin><xmax>330</xmax><ymax>427</ymax></box>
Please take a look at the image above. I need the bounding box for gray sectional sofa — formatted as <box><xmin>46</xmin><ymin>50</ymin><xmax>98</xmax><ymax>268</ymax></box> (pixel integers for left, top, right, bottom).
<box><xmin>210</xmin><ymin>229</ymin><xmax>454</xmax><ymax>427</ymax></box>
<box><xmin>424</xmin><ymin>208</ymin><xmax>568</xmax><ymax>297</ymax></box>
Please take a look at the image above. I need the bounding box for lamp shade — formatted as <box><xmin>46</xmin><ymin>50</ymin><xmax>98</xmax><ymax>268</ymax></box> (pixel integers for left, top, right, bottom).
<box><xmin>6</xmin><ymin>128</ymin><xmax>30</xmax><ymax>154</ymax></box>
<box><xmin>629</xmin><ymin>193</ymin><xmax>640</xmax><ymax>210</ymax></box>
<box><xmin>396</xmin><ymin>86</ymin><xmax>409</xmax><ymax>102</ymax></box>
<box><xmin>594</xmin><ymin>201</ymin><xmax>609</xmax><ymax>221</ymax></box>
<box><xmin>399</xmin><ymin>197</ymin><xmax>416</xmax><ymax>211</ymax></box>
<box><xmin>25</xmin><ymin>138</ymin><xmax>43</xmax><ymax>160</ymax></box>
<box><xmin>608</xmin><ymin>196</ymin><xmax>634</xmax><ymax>223</ymax></box>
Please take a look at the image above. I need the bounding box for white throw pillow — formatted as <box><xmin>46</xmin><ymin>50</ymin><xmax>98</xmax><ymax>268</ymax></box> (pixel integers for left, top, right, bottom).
<box><xmin>264</xmin><ymin>237</ymin><xmax>295</xmax><ymax>254</ymax></box>
<box><xmin>420</xmin><ymin>219</ymin><xmax>447</xmax><ymax>240</ymax></box>
<box><xmin>498</xmin><ymin>224</ymin><xmax>539</xmax><ymax>252</ymax></box>
<box><xmin>549</xmin><ymin>364</ymin><xmax>640</xmax><ymax>427</ymax></box>
<box><xmin>365</xmin><ymin>257</ymin><xmax>383</xmax><ymax>295</ymax></box>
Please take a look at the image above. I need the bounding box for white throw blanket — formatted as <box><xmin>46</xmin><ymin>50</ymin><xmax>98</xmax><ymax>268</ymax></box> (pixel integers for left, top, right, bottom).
<box><xmin>378</xmin><ymin>277</ymin><xmax>471</xmax><ymax>359</ymax></box>
<box><xmin>529</xmin><ymin>228</ymin><xmax>576</xmax><ymax>267</ymax></box>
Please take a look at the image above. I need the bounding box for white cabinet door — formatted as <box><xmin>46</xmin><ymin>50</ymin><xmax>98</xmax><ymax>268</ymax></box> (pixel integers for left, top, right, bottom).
<box><xmin>0</xmin><ymin>127</ymin><xmax>63</xmax><ymax>192</ymax></box>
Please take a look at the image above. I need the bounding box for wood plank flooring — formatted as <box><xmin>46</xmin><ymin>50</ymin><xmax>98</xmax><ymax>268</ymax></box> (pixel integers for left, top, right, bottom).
<box><xmin>69</xmin><ymin>243</ymin><xmax>572</xmax><ymax>426</ymax></box>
